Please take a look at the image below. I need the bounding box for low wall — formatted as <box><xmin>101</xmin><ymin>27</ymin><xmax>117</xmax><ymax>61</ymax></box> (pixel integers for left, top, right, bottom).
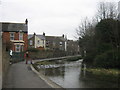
<box><xmin>0</xmin><ymin>36</ymin><xmax>2</xmax><ymax>89</ymax></box>
<box><xmin>2</xmin><ymin>44</ymin><xmax>10</xmax><ymax>88</ymax></box>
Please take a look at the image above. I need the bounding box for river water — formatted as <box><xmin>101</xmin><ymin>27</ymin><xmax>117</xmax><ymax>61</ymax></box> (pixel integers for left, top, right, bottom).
<box><xmin>37</xmin><ymin>59</ymin><xmax>118</xmax><ymax>88</ymax></box>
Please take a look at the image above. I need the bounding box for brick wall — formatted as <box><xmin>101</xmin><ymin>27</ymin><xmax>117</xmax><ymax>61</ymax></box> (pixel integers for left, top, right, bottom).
<box><xmin>14</xmin><ymin>32</ymin><xmax>19</xmax><ymax>40</ymax></box>
<box><xmin>0</xmin><ymin>36</ymin><xmax>10</xmax><ymax>88</ymax></box>
<box><xmin>2</xmin><ymin>32</ymin><xmax>10</xmax><ymax>44</ymax></box>
<box><xmin>2</xmin><ymin>45</ymin><xmax>10</xmax><ymax>87</ymax></box>
<box><xmin>0</xmin><ymin>36</ymin><xmax>2</xmax><ymax>89</ymax></box>
<box><xmin>23</xmin><ymin>33</ymin><xmax>28</xmax><ymax>51</ymax></box>
<box><xmin>2</xmin><ymin>32</ymin><xmax>28</xmax><ymax>51</ymax></box>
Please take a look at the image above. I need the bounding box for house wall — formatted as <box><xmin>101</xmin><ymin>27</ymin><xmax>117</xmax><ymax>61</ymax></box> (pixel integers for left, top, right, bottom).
<box><xmin>35</xmin><ymin>36</ymin><xmax>45</xmax><ymax>48</ymax></box>
<box><xmin>65</xmin><ymin>41</ymin><xmax>67</xmax><ymax>51</ymax></box>
<box><xmin>14</xmin><ymin>32</ymin><xmax>19</xmax><ymax>40</ymax></box>
<box><xmin>28</xmin><ymin>36</ymin><xmax>35</xmax><ymax>48</ymax></box>
<box><xmin>0</xmin><ymin>31</ymin><xmax>10</xmax><ymax>89</ymax></box>
<box><xmin>46</xmin><ymin>37</ymin><xmax>66</xmax><ymax>51</ymax></box>
<box><xmin>23</xmin><ymin>33</ymin><xmax>28</xmax><ymax>51</ymax></box>
<box><xmin>2</xmin><ymin>32</ymin><xmax>28</xmax><ymax>51</ymax></box>
<box><xmin>35</xmin><ymin>36</ymin><xmax>40</xmax><ymax>48</ymax></box>
<box><xmin>43</xmin><ymin>40</ymin><xmax>46</xmax><ymax>49</ymax></box>
<box><xmin>2</xmin><ymin>32</ymin><xmax>10</xmax><ymax>44</ymax></box>
<box><xmin>2</xmin><ymin>45</ymin><xmax>10</xmax><ymax>88</ymax></box>
<box><xmin>0</xmin><ymin>33</ymin><xmax>2</xmax><ymax>89</ymax></box>
<box><xmin>28</xmin><ymin>35</ymin><xmax>46</xmax><ymax>49</ymax></box>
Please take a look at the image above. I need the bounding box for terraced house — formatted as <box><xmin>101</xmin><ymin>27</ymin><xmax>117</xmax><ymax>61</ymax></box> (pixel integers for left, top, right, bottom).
<box><xmin>45</xmin><ymin>34</ymin><xmax>67</xmax><ymax>51</ymax></box>
<box><xmin>28</xmin><ymin>33</ymin><xmax>46</xmax><ymax>50</ymax></box>
<box><xmin>1</xmin><ymin>19</ymin><xmax>28</xmax><ymax>52</ymax></box>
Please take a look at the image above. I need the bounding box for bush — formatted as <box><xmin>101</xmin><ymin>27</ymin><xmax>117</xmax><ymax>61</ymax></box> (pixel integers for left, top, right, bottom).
<box><xmin>66</xmin><ymin>56</ymin><xmax>82</xmax><ymax>61</ymax></box>
<box><xmin>94</xmin><ymin>50</ymin><xmax>120</xmax><ymax>69</ymax></box>
<box><xmin>83</xmin><ymin>51</ymin><xmax>97</xmax><ymax>64</ymax></box>
<box><xmin>28</xmin><ymin>49</ymin><xmax>67</xmax><ymax>60</ymax></box>
<box><xmin>27</xmin><ymin>48</ymin><xmax>39</xmax><ymax>52</ymax></box>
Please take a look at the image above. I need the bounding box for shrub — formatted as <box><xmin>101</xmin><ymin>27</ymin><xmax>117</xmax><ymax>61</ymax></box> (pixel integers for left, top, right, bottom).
<box><xmin>27</xmin><ymin>48</ymin><xmax>39</xmax><ymax>52</ymax></box>
<box><xmin>83</xmin><ymin>51</ymin><xmax>97</xmax><ymax>64</ymax></box>
<box><xmin>94</xmin><ymin>50</ymin><xmax>120</xmax><ymax>69</ymax></box>
<box><xmin>66</xmin><ymin>56</ymin><xmax>82</xmax><ymax>61</ymax></box>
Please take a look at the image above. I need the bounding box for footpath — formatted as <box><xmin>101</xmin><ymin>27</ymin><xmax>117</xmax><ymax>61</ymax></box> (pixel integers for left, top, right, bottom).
<box><xmin>3</xmin><ymin>55</ymin><xmax>81</xmax><ymax>88</ymax></box>
<box><xmin>3</xmin><ymin>61</ymin><xmax>51</xmax><ymax>88</ymax></box>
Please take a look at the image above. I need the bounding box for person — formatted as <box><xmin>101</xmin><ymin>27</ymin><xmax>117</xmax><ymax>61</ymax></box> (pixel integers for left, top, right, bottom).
<box><xmin>24</xmin><ymin>51</ymin><xmax>32</xmax><ymax>64</ymax></box>
<box><xmin>10</xmin><ymin>50</ymin><xmax>13</xmax><ymax>59</ymax></box>
<box><xmin>9</xmin><ymin>50</ymin><xmax>13</xmax><ymax>64</ymax></box>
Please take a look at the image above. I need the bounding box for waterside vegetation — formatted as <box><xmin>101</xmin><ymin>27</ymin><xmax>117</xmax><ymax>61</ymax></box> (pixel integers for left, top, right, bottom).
<box><xmin>85</xmin><ymin>68</ymin><xmax>120</xmax><ymax>82</ymax></box>
<box><xmin>77</xmin><ymin>2</ymin><xmax>120</xmax><ymax>69</ymax></box>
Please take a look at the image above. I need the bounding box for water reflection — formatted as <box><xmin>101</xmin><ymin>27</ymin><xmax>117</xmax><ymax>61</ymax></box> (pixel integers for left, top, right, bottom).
<box><xmin>37</xmin><ymin>60</ymin><xmax>118</xmax><ymax>88</ymax></box>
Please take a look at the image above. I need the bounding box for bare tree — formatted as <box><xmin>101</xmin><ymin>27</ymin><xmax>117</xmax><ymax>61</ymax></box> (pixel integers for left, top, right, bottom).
<box><xmin>76</xmin><ymin>17</ymin><xmax>95</xmax><ymax>38</ymax></box>
<box><xmin>96</xmin><ymin>2</ymin><xmax>118</xmax><ymax>20</ymax></box>
<box><xmin>108</xmin><ymin>2</ymin><xmax>118</xmax><ymax>19</ymax></box>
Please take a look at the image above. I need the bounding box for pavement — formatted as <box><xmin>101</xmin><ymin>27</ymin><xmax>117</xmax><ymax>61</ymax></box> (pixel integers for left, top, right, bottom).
<box><xmin>3</xmin><ymin>61</ymin><xmax>52</xmax><ymax>88</ymax></box>
<box><xmin>3</xmin><ymin>55</ymin><xmax>81</xmax><ymax>89</ymax></box>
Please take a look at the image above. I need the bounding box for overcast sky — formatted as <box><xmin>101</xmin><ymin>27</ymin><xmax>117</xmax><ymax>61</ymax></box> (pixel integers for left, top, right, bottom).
<box><xmin>0</xmin><ymin>0</ymin><xmax>120</xmax><ymax>40</ymax></box>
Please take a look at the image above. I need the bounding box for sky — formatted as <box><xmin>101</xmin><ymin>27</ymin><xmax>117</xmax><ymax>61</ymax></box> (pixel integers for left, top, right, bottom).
<box><xmin>0</xmin><ymin>0</ymin><xmax>120</xmax><ymax>40</ymax></box>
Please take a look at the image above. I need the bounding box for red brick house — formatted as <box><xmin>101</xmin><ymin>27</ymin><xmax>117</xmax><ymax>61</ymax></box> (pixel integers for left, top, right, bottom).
<box><xmin>1</xmin><ymin>19</ymin><xmax>28</xmax><ymax>52</ymax></box>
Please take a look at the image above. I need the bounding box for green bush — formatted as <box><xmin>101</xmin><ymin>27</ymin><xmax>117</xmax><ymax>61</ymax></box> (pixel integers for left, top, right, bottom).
<box><xmin>94</xmin><ymin>50</ymin><xmax>120</xmax><ymax>69</ymax></box>
<box><xmin>27</xmin><ymin>48</ymin><xmax>39</xmax><ymax>52</ymax></box>
<box><xmin>83</xmin><ymin>51</ymin><xmax>97</xmax><ymax>64</ymax></box>
<box><xmin>66</xmin><ymin>56</ymin><xmax>82</xmax><ymax>61</ymax></box>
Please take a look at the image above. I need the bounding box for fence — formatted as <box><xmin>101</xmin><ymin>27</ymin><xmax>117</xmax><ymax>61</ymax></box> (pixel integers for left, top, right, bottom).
<box><xmin>11</xmin><ymin>52</ymin><xmax>24</xmax><ymax>63</ymax></box>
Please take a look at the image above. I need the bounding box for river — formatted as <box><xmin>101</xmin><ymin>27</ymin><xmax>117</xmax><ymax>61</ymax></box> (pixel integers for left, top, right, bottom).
<box><xmin>37</xmin><ymin>59</ymin><xmax>118</xmax><ymax>88</ymax></box>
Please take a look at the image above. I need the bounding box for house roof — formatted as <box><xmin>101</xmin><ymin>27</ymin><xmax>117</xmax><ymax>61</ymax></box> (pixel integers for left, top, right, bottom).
<box><xmin>0</xmin><ymin>22</ymin><xmax>28</xmax><ymax>32</ymax></box>
<box><xmin>46</xmin><ymin>36</ymin><xmax>66</xmax><ymax>42</ymax></box>
<box><xmin>28</xmin><ymin>34</ymin><xmax>33</xmax><ymax>39</ymax></box>
<box><xmin>36</xmin><ymin>35</ymin><xmax>45</xmax><ymax>40</ymax></box>
<box><xmin>28</xmin><ymin>34</ymin><xmax>45</xmax><ymax>40</ymax></box>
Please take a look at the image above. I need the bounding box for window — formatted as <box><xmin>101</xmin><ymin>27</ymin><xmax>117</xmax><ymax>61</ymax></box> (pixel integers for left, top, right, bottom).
<box><xmin>19</xmin><ymin>32</ymin><xmax>23</xmax><ymax>40</ymax></box>
<box><xmin>46</xmin><ymin>41</ymin><xmax>49</xmax><ymax>47</ymax></box>
<box><xmin>10</xmin><ymin>33</ymin><xmax>14</xmax><ymax>40</ymax></box>
<box><xmin>60</xmin><ymin>42</ymin><xmax>62</xmax><ymax>45</ymax></box>
<box><xmin>30</xmin><ymin>40</ymin><xmax>33</xmax><ymax>45</ymax></box>
<box><xmin>15</xmin><ymin>45</ymin><xmax>23</xmax><ymax>52</ymax></box>
<box><xmin>38</xmin><ymin>40</ymin><xmax>40</xmax><ymax>44</ymax></box>
<box><xmin>15</xmin><ymin>45</ymin><xmax>20</xmax><ymax>52</ymax></box>
<box><xmin>42</xmin><ymin>40</ymin><xmax>44</xmax><ymax>45</ymax></box>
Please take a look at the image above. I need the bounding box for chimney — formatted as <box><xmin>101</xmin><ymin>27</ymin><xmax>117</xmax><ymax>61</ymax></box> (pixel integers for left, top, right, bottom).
<box><xmin>34</xmin><ymin>32</ymin><xmax>36</xmax><ymax>36</ymax></box>
<box><xmin>43</xmin><ymin>32</ymin><xmax>45</xmax><ymax>36</ymax></box>
<box><xmin>62</xmin><ymin>34</ymin><xmax>64</xmax><ymax>38</ymax></box>
<box><xmin>25</xmin><ymin>19</ymin><xmax>28</xmax><ymax>25</ymax></box>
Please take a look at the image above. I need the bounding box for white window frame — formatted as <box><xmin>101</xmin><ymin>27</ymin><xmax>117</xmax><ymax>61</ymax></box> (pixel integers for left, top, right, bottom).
<box><xmin>37</xmin><ymin>40</ymin><xmax>40</xmax><ymax>44</ymax></box>
<box><xmin>30</xmin><ymin>40</ymin><xmax>33</xmax><ymax>45</ymax></box>
<box><xmin>10</xmin><ymin>32</ymin><xmax>14</xmax><ymax>40</ymax></box>
<box><xmin>60</xmin><ymin>42</ymin><xmax>63</xmax><ymax>46</ymax></box>
<box><xmin>15</xmin><ymin>45</ymin><xmax>20</xmax><ymax>52</ymax></box>
<box><xmin>19</xmin><ymin>32</ymin><xmax>23</xmax><ymax>40</ymax></box>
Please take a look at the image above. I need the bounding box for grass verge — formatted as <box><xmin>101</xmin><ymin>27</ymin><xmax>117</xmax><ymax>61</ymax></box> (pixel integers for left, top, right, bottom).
<box><xmin>85</xmin><ymin>68</ymin><xmax>120</xmax><ymax>82</ymax></box>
